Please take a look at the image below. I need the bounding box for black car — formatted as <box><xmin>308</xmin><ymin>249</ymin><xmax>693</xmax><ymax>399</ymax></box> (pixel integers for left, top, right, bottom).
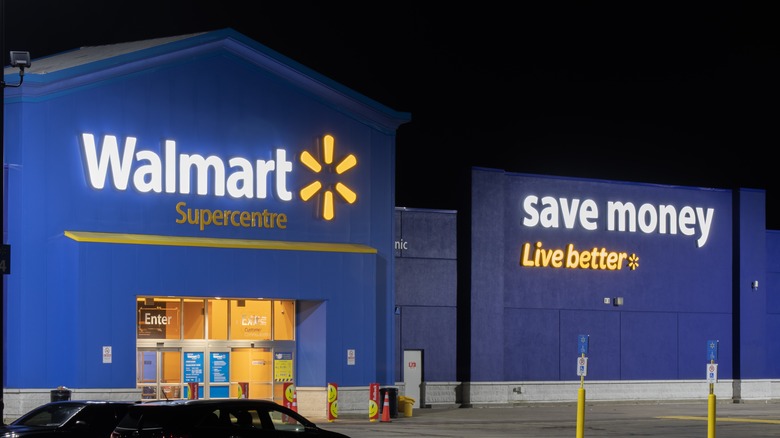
<box><xmin>111</xmin><ymin>398</ymin><xmax>350</xmax><ymax>438</ymax></box>
<box><xmin>0</xmin><ymin>400</ymin><xmax>133</xmax><ymax>438</ymax></box>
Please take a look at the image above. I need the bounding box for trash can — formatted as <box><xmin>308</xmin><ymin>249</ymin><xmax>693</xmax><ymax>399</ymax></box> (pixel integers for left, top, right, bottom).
<box><xmin>398</xmin><ymin>395</ymin><xmax>415</xmax><ymax>417</ymax></box>
<box><xmin>50</xmin><ymin>387</ymin><xmax>71</xmax><ymax>402</ymax></box>
<box><xmin>379</xmin><ymin>387</ymin><xmax>398</xmax><ymax>418</ymax></box>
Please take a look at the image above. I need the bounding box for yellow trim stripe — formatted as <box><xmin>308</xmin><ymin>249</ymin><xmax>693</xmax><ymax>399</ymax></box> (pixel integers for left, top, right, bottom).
<box><xmin>658</xmin><ymin>416</ymin><xmax>780</xmax><ymax>424</ymax></box>
<box><xmin>64</xmin><ymin>231</ymin><xmax>377</xmax><ymax>254</ymax></box>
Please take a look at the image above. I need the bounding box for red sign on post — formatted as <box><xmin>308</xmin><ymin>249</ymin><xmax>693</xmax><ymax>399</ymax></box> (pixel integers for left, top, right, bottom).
<box><xmin>282</xmin><ymin>382</ymin><xmax>297</xmax><ymax>424</ymax></box>
<box><xmin>187</xmin><ymin>382</ymin><xmax>199</xmax><ymax>399</ymax></box>
<box><xmin>284</xmin><ymin>382</ymin><xmax>297</xmax><ymax>411</ymax></box>
<box><xmin>327</xmin><ymin>383</ymin><xmax>338</xmax><ymax>422</ymax></box>
<box><xmin>369</xmin><ymin>383</ymin><xmax>379</xmax><ymax>421</ymax></box>
<box><xmin>238</xmin><ymin>382</ymin><xmax>249</xmax><ymax>399</ymax></box>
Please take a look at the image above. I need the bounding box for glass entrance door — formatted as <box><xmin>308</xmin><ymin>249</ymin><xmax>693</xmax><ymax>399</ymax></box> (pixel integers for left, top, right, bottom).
<box><xmin>230</xmin><ymin>347</ymin><xmax>273</xmax><ymax>399</ymax></box>
<box><xmin>137</xmin><ymin>348</ymin><xmax>182</xmax><ymax>400</ymax></box>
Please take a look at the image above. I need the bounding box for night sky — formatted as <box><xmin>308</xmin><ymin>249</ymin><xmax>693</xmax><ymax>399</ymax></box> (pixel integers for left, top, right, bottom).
<box><xmin>3</xmin><ymin>2</ymin><xmax>780</xmax><ymax>227</ymax></box>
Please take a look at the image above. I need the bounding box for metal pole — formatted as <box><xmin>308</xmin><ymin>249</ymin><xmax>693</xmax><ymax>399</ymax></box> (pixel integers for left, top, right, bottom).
<box><xmin>708</xmin><ymin>360</ymin><xmax>716</xmax><ymax>438</ymax></box>
<box><xmin>576</xmin><ymin>353</ymin><xmax>586</xmax><ymax>438</ymax></box>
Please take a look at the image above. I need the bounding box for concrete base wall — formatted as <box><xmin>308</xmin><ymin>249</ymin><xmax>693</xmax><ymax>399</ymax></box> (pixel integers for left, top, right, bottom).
<box><xmin>297</xmin><ymin>384</ymin><xmax>406</xmax><ymax>419</ymax></box>
<box><xmin>6</xmin><ymin>380</ymin><xmax>777</xmax><ymax>422</ymax></box>
<box><xmin>295</xmin><ymin>379</ymin><xmax>780</xmax><ymax>415</ymax></box>
<box><xmin>427</xmin><ymin>379</ymin><xmax>780</xmax><ymax>407</ymax></box>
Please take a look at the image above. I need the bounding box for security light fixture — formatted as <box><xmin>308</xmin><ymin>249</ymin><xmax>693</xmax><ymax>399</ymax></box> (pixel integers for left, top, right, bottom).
<box><xmin>2</xmin><ymin>51</ymin><xmax>31</xmax><ymax>88</ymax></box>
<box><xmin>9</xmin><ymin>51</ymin><xmax>31</xmax><ymax>69</ymax></box>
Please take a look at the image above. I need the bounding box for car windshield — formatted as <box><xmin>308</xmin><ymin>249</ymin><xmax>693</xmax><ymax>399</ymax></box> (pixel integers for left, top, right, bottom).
<box><xmin>13</xmin><ymin>404</ymin><xmax>83</xmax><ymax>427</ymax></box>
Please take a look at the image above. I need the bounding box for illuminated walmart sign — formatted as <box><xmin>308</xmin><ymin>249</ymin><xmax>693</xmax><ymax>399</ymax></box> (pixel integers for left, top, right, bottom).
<box><xmin>80</xmin><ymin>133</ymin><xmax>358</xmax><ymax>227</ymax></box>
<box><xmin>521</xmin><ymin>195</ymin><xmax>714</xmax><ymax>248</ymax></box>
<box><xmin>520</xmin><ymin>241</ymin><xmax>639</xmax><ymax>270</ymax></box>
<box><xmin>518</xmin><ymin>194</ymin><xmax>715</xmax><ymax>271</ymax></box>
<box><xmin>298</xmin><ymin>134</ymin><xmax>358</xmax><ymax>220</ymax></box>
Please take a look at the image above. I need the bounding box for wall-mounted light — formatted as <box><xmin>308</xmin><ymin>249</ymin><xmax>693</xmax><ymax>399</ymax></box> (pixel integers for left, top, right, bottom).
<box><xmin>9</xmin><ymin>51</ymin><xmax>31</xmax><ymax>68</ymax></box>
<box><xmin>751</xmin><ymin>281</ymin><xmax>759</xmax><ymax>291</ymax></box>
<box><xmin>612</xmin><ymin>297</ymin><xmax>624</xmax><ymax>307</ymax></box>
<box><xmin>2</xmin><ymin>51</ymin><xmax>31</xmax><ymax>88</ymax></box>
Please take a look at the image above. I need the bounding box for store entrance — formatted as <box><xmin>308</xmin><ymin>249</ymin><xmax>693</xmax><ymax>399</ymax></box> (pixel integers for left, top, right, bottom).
<box><xmin>137</xmin><ymin>348</ymin><xmax>182</xmax><ymax>400</ymax></box>
<box><xmin>135</xmin><ymin>296</ymin><xmax>297</xmax><ymax>401</ymax></box>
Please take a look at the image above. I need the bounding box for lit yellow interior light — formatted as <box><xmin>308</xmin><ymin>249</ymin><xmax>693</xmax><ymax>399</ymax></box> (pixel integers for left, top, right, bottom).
<box><xmin>335</xmin><ymin>182</ymin><xmax>357</xmax><ymax>204</ymax></box>
<box><xmin>299</xmin><ymin>181</ymin><xmax>322</xmax><ymax>201</ymax></box>
<box><xmin>323</xmin><ymin>135</ymin><xmax>334</xmax><ymax>164</ymax></box>
<box><xmin>300</xmin><ymin>151</ymin><xmax>322</xmax><ymax>172</ymax></box>
<box><xmin>336</xmin><ymin>154</ymin><xmax>357</xmax><ymax>174</ymax></box>
<box><xmin>323</xmin><ymin>190</ymin><xmax>334</xmax><ymax>220</ymax></box>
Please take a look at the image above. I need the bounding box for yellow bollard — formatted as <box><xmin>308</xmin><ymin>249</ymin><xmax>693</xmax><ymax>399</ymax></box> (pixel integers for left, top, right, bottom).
<box><xmin>708</xmin><ymin>392</ymin><xmax>716</xmax><ymax>438</ymax></box>
<box><xmin>576</xmin><ymin>386</ymin><xmax>585</xmax><ymax>438</ymax></box>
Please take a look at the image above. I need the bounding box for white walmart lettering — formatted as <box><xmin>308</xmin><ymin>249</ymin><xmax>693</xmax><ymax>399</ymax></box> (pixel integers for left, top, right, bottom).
<box><xmin>81</xmin><ymin>134</ymin><xmax>293</xmax><ymax>201</ymax></box>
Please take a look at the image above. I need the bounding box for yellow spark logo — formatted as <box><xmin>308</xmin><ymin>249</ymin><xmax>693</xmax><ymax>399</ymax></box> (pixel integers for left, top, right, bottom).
<box><xmin>299</xmin><ymin>134</ymin><xmax>358</xmax><ymax>221</ymax></box>
<box><xmin>627</xmin><ymin>254</ymin><xmax>639</xmax><ymax>270</ymax></box>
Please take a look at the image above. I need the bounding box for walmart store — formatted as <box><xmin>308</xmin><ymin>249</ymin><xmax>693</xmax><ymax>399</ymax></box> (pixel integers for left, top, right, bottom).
<box><xmin>4</xmin><ymin>28</ymin><xmax>780</xmax><ymax>420</ymax></box>
<box><xmin>2</xmin><ymin>29</ymin><xmax>407</xmax><ymax>419</ymax></box>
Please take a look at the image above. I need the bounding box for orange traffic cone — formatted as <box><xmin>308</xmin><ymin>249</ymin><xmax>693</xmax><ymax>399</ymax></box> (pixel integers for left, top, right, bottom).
<box><xmin>380</xmin><ymin>392</ymin><xmax>391</xmax><ymax>422</ymax></box>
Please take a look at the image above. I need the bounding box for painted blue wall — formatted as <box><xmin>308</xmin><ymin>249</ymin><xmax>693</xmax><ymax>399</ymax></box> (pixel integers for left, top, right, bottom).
<box><xmin>471</xmin><ymin>168</ymin><xmax>737</xmax><ymax>382</ymax></box>
<box><xmin>765</xmin><ymin>230</ymin><xmax>780</xmax><ymax>376</ymax></box>
<box><xmin>394</xmin><ymin>208</ymin><xmax>458</xmax><ymax>383</ymax></box>
<box><xmin>736</xmin><ymin>189</ymin><xmax>768</xmax><ymax>378</ymax></box>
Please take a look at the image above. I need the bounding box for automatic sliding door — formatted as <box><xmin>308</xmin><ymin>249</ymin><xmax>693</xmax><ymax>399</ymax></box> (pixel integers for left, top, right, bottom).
<box><xmin>230</xmin><ymin>347</ymin><xmax>273</xmax><ymax>399</ymax></box>
<box><xmin>137</xmin><ymin>348</ymin><xmax>182</xmax><ymax>400</ymax></box>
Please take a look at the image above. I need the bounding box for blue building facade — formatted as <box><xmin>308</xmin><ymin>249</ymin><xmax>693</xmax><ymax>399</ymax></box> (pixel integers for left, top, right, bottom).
<box><xmin>4</xmin><ymin>27</ymin><xmax>780</xmax><ymax>420</ymax></box>
<box><xmin>2</xmin><ymin>29</ymin><xmax>409</xmax><ymax>418</ymax></box>
<box><xmin>394</xmin><ymin>169</ymin><xmax>779</xmax><ymax>407</ymax></box>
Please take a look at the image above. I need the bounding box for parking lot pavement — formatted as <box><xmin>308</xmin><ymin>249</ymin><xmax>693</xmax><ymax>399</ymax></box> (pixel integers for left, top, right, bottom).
<box><xmin>315</xmin><ymin>401</ymin><xmax>780</xmax><ymax>438</ymax></box>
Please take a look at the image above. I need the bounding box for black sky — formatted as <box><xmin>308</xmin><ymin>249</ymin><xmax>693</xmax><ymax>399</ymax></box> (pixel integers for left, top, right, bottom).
<box><xmin>3</xmin><ymin>2</ymin><xmax>780</xmax><ymax>227</ymax></box>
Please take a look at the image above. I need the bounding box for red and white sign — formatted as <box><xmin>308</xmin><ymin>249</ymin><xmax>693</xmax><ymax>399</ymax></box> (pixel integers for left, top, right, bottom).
<box><xmin>706</xmin><ymin>363</ymin><xmax>718</xmax><ymax>383</ymax></box>
<box><xmin>576</xmin><ymin>356</ymin><xmax>588</xmax><ymax>376</ymax></box>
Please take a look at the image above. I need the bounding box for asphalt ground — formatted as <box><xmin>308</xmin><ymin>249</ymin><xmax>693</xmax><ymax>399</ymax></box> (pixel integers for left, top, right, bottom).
<box><xmin>313</xmin><ymin>400</ymin><xmax>780</xmax><ymax>437</ymax></box>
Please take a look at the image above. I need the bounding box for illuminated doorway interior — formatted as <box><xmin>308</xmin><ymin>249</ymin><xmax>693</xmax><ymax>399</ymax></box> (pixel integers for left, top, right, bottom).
<box><xmin>136</xmin><ymin>296</ymin><xmax>296</xmax><ymax>401</ymax></box>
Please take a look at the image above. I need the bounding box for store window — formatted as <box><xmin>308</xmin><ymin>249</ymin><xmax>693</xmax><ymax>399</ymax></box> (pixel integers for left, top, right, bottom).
<box><xmin>231</xmin><ymin>300</ymin><xmax>271</xmax><ymax>340</ymax></box>
<box><xmin>183</xmin><ymin>298</ymin><xmax>204</xmax><ymax>339</ymax></box>
<box><xmin>137</xmin><ymin>297</ymin><xmax>295</xmax><ymax>340</ymax></box>
<box><xmin>274</xmin><ymin>300</ymin><xmax>295</xmax><ymax>340</ymax></box>
<box><xmin>208</xmin><ymin>299</ymin><xmax>229</xmax><ymax>340</ymax></box>
<box><xmin>137</xmin><ymin>297</ymin><xmax>180</xmax><ymax>339</ymax></box>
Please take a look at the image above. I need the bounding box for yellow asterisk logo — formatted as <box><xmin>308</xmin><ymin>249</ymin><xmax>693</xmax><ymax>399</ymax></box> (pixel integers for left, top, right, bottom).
<box><xmin>299</xmin><ymin>134</ymin><xmax>357</xmax><ymax>221</ymax></box>
<box><xmin>627</xmin><ymin>254</ymin><xmax>639</xmax><ymax>270</ymax></box>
